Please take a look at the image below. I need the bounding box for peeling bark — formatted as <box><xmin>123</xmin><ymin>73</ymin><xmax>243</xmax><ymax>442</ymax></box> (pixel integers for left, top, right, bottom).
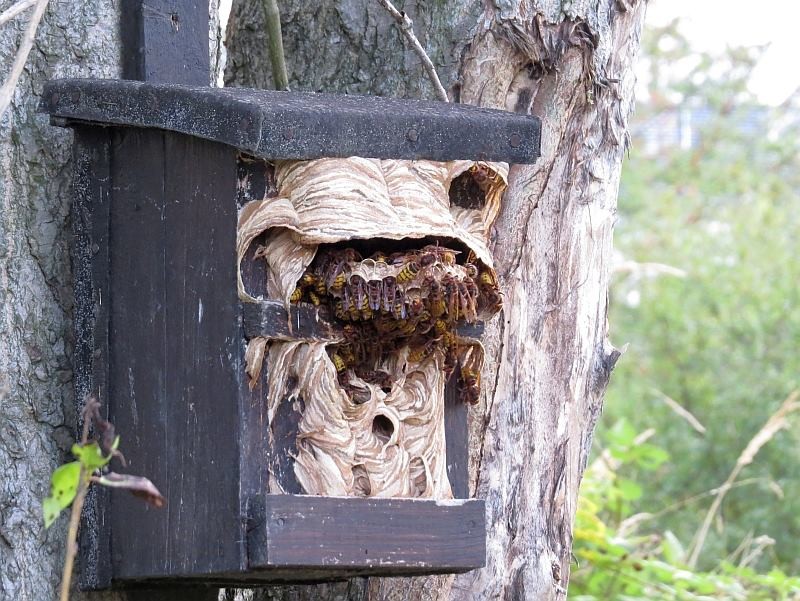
<box><xmin>225</xmin><ymin>0</ymin><xmax>646</xmax><ymax>600</ymax></box>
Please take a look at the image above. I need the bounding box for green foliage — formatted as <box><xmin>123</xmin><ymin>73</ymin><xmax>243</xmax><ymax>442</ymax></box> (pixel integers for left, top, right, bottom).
<box><xmin>43</xmin><ymin>462</ymin><xmax>81</xmax><ymax>528</ymax></box>
<box><xmin>573</xmin><ymin>17</ymin><xmax>800</xmax><ymax>597</ymax></box>
<box><xmin>42</xmin><ymin>441</ymin><xmax>115</xmax><ymax>528</ymax></box>
<box><xmin>71</xmin><ymin>438</ymin><xmax>118</xmax><ymax>472</ymax></box>
<box><xmin>571</xmin><ymin>423</ymin><xmax>800</xmax><ymax>600</ymax></box>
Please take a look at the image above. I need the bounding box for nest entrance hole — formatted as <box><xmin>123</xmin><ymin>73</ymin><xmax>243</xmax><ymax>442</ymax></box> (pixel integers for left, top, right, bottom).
<box><xmin>371</xmin><ymin>414</ymin><xmax>394</xmax><ymax>443</ymax></box>
<box><xmin>448</xmin><ymin>163</ymin><xmax>499</xmax><ymax>210</ymax></box>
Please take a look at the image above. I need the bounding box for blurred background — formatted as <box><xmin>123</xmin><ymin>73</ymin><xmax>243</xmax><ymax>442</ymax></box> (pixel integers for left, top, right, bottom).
<box><xmin>570</xmin><ymin>2</ymin><xmax>800</xmax><ymax>599</ymax></box>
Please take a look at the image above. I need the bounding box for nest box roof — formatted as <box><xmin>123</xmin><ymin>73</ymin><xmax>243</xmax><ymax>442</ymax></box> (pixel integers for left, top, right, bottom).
<box><xmin>40</xmin><ymin>78</ymin><xmax>541</xmax><ymax>163</ymax></box>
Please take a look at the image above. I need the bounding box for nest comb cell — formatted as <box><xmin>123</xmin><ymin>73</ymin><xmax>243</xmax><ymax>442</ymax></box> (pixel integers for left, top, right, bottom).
<box><xmin>41</xmin><ymin>78</ymin><xmax>540</xmax><ymax>589</ymax></box>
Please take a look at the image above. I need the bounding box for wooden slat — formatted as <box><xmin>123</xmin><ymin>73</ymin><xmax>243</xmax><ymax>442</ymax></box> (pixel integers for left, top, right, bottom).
<box><xmin>40</xmin><ymin>79</ymin><xmax>541</xmax><ymax>163</ymax></box>
<box><xmin>107</xmin><ymin>128</ymin><xmax>169</xmax><ymax>580</ymax></box>
<box><xmin>242</xmin><ymin>299</ymin><xmax>485</xmax><ymax>341</ymax></box>
<box><xmin>70</xmin><ymin>127</ymin><xmax>113</xmax><ymax>590</ymax></box>
<box><xmin>108</xmin><ymin>130</ymin><xmax>241</xmax><ymax>581</ymax></box>
<box><xmin>121</xmin><ymin>0</ymin><xmax>210</xmax><ymax>85</ymax></box>
<box><xmin>247</xmin><ymin>495</ymin><xmax>485</xmax><ymax>572</ymax></box>
<box><xmin>444</xmin><ymin>370</ymin><xmax>470</xmax><ymax>498</ymax></box>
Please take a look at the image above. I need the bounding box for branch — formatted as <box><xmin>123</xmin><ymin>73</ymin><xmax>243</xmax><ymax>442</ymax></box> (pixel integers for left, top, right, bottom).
<box><xmin>0</xmin><ymin>0</ymin><xmax>49</xmax><ymax>119</ymax></box>
<box><xmin>59</xmin><ymin>396</ymin><xmax>94</xmax><ymax>601</ymax></box>
<box><xmin>0</xmin><ymin>0</ymin><xmax>36</xmax><ymax>26</ymax></box>
<box><xmin>653</xmin><ymin>388</ymin><xmax>706</xmax><ymax>434</ymax></box>
<box><xmin>262</xmin><ymin>0</ymin><xmax>289</xmax><ymax>91</ymax></box>
<box><xmin>375</xmin><ymin>0</ymin><xmax>448</xmax><ymax>102</ymax></box>
<box><xmin>59</xmin><ymin>468</ymin><xmax>88</xmax><ymax>601</ymax></box>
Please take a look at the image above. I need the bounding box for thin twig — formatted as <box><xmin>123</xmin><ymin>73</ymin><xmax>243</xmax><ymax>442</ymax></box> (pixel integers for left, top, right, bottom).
<box><xmin>59</xmin><ymin>398</ymin><xmax>94</xmax><ymax>601</ymax></box>
<box><xmin>686</xmin><ymin>390</ymin><xmax>799</xmax><ymax>568</ymax></box>
<box><xmin>59</xmin><ymin>468</ymin><xmax>88</xmax><ymax>601</ymax></box>
<box><xmin>612</xmin><ymin>260</ymin><xmax>687</xmax><ymax>278</ymax></box>
<box><xmin>0</xmin><ymin>0</ymin><xmax>36</xmax><ymax>26</ymax></box>
<box><xmin>375</xmin><ymin>0</ymin><xmax>448</xmax><ymax>102</ymax></box>
<box><xmin>262</xmin><ymin>0</ymin><xmax>288</xmax><ymax>91</ymax></box>
<box><xmin>0</xmin><ymin>0</ymin><xmax>49</xmax><ymax>119</ymax></box>
<box><xmin>653</xmin><ymin>388</ymin><xmax>706</xmax><ymax>434</ymax></box>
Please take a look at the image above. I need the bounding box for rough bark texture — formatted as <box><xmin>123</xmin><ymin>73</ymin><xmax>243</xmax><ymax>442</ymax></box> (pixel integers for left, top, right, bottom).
<box><xmin>224</xmin><ymin>0</ymin><xmax>645</xmax><ymax>600</ymax></box>
<box><xmin>0</xmin><ymin>3</ymin><xmax>119</xmax><ymax>599</ymax></box>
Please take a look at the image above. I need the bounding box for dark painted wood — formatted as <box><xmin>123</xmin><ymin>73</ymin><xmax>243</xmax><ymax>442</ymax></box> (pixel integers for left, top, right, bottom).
<box><xmin>444</xmin><ymin>370</ymin><xmax>469</xmax><ymax>499</ymax></box>
<box><xmin>108</xmin><ymin>129</ymin><xmax>241</xmax><ymax>581</ymax></box>
<box><xmin>242</xmin><ymin>300</ymin><xmax>340</xmax><ymax>341</ymax></box>
<box><xmin>236</xmin><ymin>154</ymin><xmax>278</xmax><ymax>210</ymax></box>
<box><xmin>106</xmin><ymin>127</ymin><xmax>169</xmax><ymax>580</ymax></box>
<box><xmin>247</xmin><ymin>495</ymin><xmax>485</xmax><ymax>572</ymax></box>
<box><xmin>238</xmin><ymin>233</ymin><xmax>276</xmax><ymax>563</ymax></box>
<box><xmin>71</xmin><ymin>127</ymin><xmax>114</xmax><ymax>590</ymax></box>
<box><xmin>40</xmin><ymin>79</ymin><xmax>542</xmax><ymax>163</ymax></box>
<box><xmin>121</xmin><ymin>0</ymin><xmax>210</xmax><ymax>85</ymax></box>
<box><xmin>125</xmin><ymin>587</ymin><xmax>219</xmax><ymax>600</ymax></box>
<box><xmin>267</xmin><ymin>392</ymin><xmax>304</xmax><ymax>495</ymax></box>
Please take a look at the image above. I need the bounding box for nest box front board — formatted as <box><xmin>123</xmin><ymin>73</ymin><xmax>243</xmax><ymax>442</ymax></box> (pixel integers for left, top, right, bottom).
<box><xmin>41</xmin><ymin>79</ymin><xmax>540</xmax><ymax>589</ymax></box>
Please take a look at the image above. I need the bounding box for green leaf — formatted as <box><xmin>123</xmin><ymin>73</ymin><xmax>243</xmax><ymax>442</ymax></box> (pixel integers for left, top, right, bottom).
<box><xmin>49</xmin><ymin>461</ymin><xmax>81</xmax><ymax>509</ymax></box>
<box><xmin>42</xmin><ymin>496</ymin><xmax>62</xmax><ymax>528</ymax></box>
<box><xmin>72</xmin><ymin>442</ymin><xmax>112</xmax><ymax>472</ymax></box>
<box><xmin>617</xmin><ymin>478</ymin><xmax>643</xmax><ymax>501</ymax></box>
<box><xmin>661</xmin><ymin>530</ymin><xmax>686</xmax><ymax>565</ymax></box>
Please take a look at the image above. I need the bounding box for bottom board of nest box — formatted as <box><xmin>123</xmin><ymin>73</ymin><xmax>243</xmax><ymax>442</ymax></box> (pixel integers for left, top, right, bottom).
<box><xmin>246</xmin><ymin>494</ymin><xmax>486</xmax><ymax>575</ymax></box>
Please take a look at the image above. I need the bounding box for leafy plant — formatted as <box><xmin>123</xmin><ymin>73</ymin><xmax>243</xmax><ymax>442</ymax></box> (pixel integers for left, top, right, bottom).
<box><xmin>603</xmin><ymin>19</ymin><xmax>800</xmax><ymax>571</ymax></box>
<box><xmin>571</xmin><ymin>419</ymin><xmax>800</xmax><ymax>600</ymax></box>
<box><xmin>43</xmin><ymin>396</ymin><xmax>164</xmax><ymax>601</ymax></box>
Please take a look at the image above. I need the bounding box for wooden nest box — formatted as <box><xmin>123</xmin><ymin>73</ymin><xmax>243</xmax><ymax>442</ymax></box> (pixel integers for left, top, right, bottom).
<box><xmin>40</xmin><ymin>11</ymin><xmax>539</xmax><ymax>590</ymax></box>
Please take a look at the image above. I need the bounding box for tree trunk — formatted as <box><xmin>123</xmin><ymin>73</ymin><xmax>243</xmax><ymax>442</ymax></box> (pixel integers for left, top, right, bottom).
<box><xmin>224</xmin><ymin>0</ymin><xmax>646</xmax><ymax>600</ymax></box>
<box><xmin>0</xmin><ymin>2</ymin><xmax>120</xmax><ymax>599</ymax></box>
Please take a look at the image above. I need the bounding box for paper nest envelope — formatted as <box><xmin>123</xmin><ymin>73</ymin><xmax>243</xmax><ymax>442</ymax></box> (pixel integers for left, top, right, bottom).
<box><xmin>237</xmin><ymin>157</ymin><xmax>506</xmax><ymax>499</ymax></box>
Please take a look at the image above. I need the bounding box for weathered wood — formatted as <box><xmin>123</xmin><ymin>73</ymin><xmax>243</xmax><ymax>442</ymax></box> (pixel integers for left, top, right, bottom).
<box><xmin>444</xmin><ymin>371</ymin><xmax>469</xmax><ymax>499</ymax></box>
<box><xmin>108</xmin><ymin>129</ymin><xmax>242</xmax><ymax>581</ymax></box>
<box><xmin>121</xmin><ymin>0</ymin><xmax>210</xmax><ymax>85</ymax></box>
<box><xmin>267</xmin><ymin>392</ymin><xmax>304</xmax><ymax>495</ymax></box>
<box><xmin>71</xmin><ymin>126</ymin><xmax>114</xmax><ymax>591</ymax></box>
<box><xmin>39</xmin><ymin>79</ymin><xmax>541</xmax><ymax>163</ymax></box>
<box><xmin>247</xmin><ymin>495</ymin><xmax>485</xmax><ymax>573</ymax></box>
<box><xmin>236</xmin><ymin>155</ymin><xmax>278</xmax><ymax>209</ymax></box>
<box><xmin>242</xmin><ymin>300</ymin><xmax>340</xmax><ymax>341</ymax></box>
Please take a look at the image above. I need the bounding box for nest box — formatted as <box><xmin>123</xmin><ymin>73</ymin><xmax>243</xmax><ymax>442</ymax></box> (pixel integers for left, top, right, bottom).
<box><xmin>39</xmin><ymin>1</ymin><xmax>540</xmax><ymax>590</ymax></box>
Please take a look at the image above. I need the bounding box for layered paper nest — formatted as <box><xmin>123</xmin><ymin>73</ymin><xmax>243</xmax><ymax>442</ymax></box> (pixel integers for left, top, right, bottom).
<box><xmin>237</xmin><ymin>157</ymin><xmax>507</xmax><ymax>499</ymax></box>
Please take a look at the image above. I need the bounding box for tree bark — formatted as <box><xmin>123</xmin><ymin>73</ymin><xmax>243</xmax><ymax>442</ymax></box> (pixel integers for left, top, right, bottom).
<box><xmin>0</xmin><ymin>2</ymin><xmax>120</xmax><ymax>598</ymax></box>
<box><xmin>224</xmin><ymin>1</ymin><xmax>645</xmax><ymax>600</ymax></box>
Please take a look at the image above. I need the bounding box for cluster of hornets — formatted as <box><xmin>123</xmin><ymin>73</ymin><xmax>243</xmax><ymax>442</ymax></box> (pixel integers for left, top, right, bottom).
<box><xmin>290</xmin><ymin>242</ymin><xmax>502</xmax><ymax>405</ymax></box>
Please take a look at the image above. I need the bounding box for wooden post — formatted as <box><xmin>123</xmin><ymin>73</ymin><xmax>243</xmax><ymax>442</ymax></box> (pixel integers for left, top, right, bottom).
<box><xmin>121</xmin><ymin>0</ymin><xmax>210</xmax><ymax>85</ymax></box>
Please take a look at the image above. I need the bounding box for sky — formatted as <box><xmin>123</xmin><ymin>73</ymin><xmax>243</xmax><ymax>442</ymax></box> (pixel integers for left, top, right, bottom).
<box><xmin>646</xmin><ymin>0</ymin><xmax>800</xmax><ymax>105</ymax></box>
